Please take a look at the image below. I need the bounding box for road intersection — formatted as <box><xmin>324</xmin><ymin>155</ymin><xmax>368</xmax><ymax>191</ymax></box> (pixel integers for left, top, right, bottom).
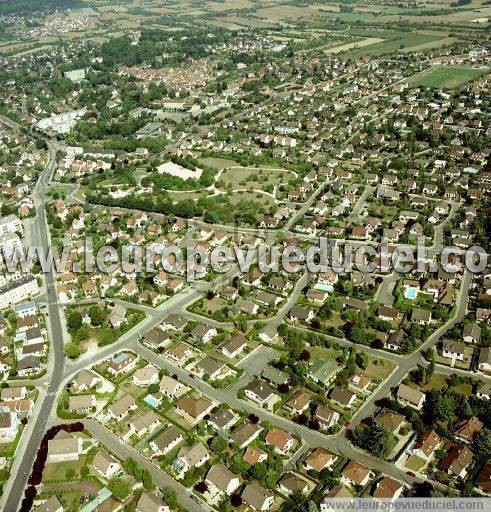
<box><xmin>0</xmin><ymin>113</ymin><xmax>485</xmax><ymax>511</ymax></box>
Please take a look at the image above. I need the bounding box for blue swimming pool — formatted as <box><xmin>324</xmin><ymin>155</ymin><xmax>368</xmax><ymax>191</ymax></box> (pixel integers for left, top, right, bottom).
<box><xmin>405</xmin><ymin>287</ymin><xmax>417</xmax><ymax>300</ymax></box>
<box><xmin>144</xmin><ymin>394</ymin><xmax>160</xmax><ymax>408</ymax></box>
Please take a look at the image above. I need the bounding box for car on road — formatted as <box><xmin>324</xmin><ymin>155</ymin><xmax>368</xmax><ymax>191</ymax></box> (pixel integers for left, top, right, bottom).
<box><xmin>191</xmin><ymin>496</ymin><xmax>200</xmax><ymax>503</ymax></box>
<box><xmin>406</xmin><ymin>471</ymin><xmax>415</xmax><ymax>477</ymax></box>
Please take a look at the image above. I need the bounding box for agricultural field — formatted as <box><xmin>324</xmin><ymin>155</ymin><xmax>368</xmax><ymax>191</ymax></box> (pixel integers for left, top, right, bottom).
<box><xmin>326</xmin><ymin>37</ymin><xmax>385</xmax><ymax>54</ymax></box>
<box><xmin>407</xmin><ymin>66</ymin><xmax>490</xmax><ymax>88</ymax></box>
<box><xmin>344</xmin><ymin>29</ymin><xmax>448</xmax><ymax>57</ymax></box>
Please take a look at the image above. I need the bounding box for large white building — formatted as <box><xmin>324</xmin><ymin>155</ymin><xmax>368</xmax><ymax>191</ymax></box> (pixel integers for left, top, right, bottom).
<box><xmin>0</xmin><ymin>233</ymin><xmax>23</xmax><ymax>261</ymax></box>
<box><xmin>0</xmin><ymin>275</ymin><xmax>39</xmax><ymax>310</ymax></box>
<box><xmin>36</xmin><ymin>109</ymin><xmax>86</xmax><ymax>134</ymax></box>
<box><xmin>0</xmin><ymin>215</ymin><xmax>23</xmax><ymax>236</ymax></box>
<box><xmin>64</xmin><ymin>68</ymin><xmax>86</xmax><ymax>82</ymax></box>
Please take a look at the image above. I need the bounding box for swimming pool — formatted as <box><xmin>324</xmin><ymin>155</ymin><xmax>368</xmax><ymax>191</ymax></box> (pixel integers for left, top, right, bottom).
<box><xmin>404</xmin><ymin>287</ymin><xmax>417</xmax><ymax>300</ymax></box>
<box><xmin>144</xmin><ymin>394</ymin><xmax>160</xmax><ymax>408</ymax></box>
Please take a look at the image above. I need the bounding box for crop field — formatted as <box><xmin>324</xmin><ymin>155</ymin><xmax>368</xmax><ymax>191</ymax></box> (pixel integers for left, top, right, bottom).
<box><xmin>407</xmin><ymin>66</ymin><xmax>489</xmax><ymax>89</ymax></box>
<box><xmin>326</xmin><ymin>37</ymin><xmax>385</xmax><ymax>54</ymax></box>
<box><xmin>344</xmin><ymin>29</ymin><xmax>447</xmax><ymax>57</ymax></box>
<box><xmin>400</xmin><ymin>36</ymin><xmax>458</xmax><ymax>53</ymax></box>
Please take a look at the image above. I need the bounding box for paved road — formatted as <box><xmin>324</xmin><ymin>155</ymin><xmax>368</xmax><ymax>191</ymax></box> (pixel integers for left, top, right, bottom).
<box><xmin>347</xmin><ymin>185</ymin><xmax>373</xmax><ymax>221</ymax></box>
<box><xmin>132</xmin><ymin>341</ymin><xmax>422</xmax><ymax>489</ymax></box>
<box><xmin>260</xmin><ymin>272</ymin><xmax>310</xmax><ymax>339</ymax></box>
<box><xmin>349</xmin><ymin>269</ymin><xmax>473</xmax><ymax>429</ymax></box>
<box><xmin>1</xmin><ymin>142</ymin><xmax>69</xmax><ymax>512</ymax></box>
<box><xmin>81</xmin><ymin>420</ymin><xmax>212</xmax><ymax>512</ymax></box>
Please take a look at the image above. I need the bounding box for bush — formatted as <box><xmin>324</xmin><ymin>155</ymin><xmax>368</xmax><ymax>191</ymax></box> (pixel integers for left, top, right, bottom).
<box><xmin>67</xmin><ymin>311</ymin><xmax>82</xmax><ymax>330</ymax></box>
<box><xmin>64</xmin><ymin>342</ymin><xmax>81</xmax><ymax>359</ymax></box>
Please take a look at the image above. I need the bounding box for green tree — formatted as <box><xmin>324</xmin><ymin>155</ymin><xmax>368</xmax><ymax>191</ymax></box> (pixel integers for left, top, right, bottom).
<box><xmin>67</xmin><ymin>311</ymin><xmax>83</xmax><ymax>330</ymax></box>
<box><xmin>355</xmin><ymin>351</ymin><xmax>368</xmax><ymax>370</ymax></box>
<box><xmin>89</xmin><ymin>305</ymin><xmax>106</xmax><ymax>326</ymax></box>
<box><xmin>124</xmin><ymin>458</ymin><xmax>136</xmax><ymax>475</ymax></box>
<box><xmin>108</xmin><ymin>477</ymin><xmax>131</xmax><ymax>500</ymax></box>
<box><xmin>163</xmin><ymin>488</ymin><xmax>178</xmax><ymax>508</ymax></box>
<box><xmin>65</xmin><ymin>468</ymin><xmax>76</xmax><ymax>480</ymax></box>
<box><xmin>210</xmin><ymin>436</ymin><xmax>227</xmax><ymax>453</ymax></box>
<box><xmin>351</xmin><ymin>422</ymin><xmax>396</xmax><ymax>460</ymax></box>
<box><xmin>64</xmin><ymin>342</ymin><xmax>81</xmax><ymax>359</ymax></box>
<box><xmin>142</xmin><ymin>469</ymin><xmax>154</xmax><ymax>489</ymax></box>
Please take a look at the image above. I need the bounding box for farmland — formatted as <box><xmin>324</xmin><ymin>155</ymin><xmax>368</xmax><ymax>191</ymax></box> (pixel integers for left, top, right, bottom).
<box><xmin>407</xmin><ymin>66</ymin><xmax>490</xmax><ymax>88</ymax></box>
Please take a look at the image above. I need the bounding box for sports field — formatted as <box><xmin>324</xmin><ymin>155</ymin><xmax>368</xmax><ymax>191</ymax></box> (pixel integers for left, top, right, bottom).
<box><xmin>407</xmin><ymin>66</ymin><xmax>489</xmax><ymax>88</ymax></box>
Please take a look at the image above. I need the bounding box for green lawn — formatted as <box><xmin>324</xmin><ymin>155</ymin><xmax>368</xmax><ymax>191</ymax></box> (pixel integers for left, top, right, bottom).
<box><xmin>407</xmin><ymin>66</ymin><xmax>489</xmax><ymax>89</ymax></box>
<box><xmin>406</xmin><ymin>455</ymin><xmax>425</xmax><ymax>471</ymax></box>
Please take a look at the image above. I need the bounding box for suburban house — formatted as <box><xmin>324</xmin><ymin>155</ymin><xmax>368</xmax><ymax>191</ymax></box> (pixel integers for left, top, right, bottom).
<box><xmin>396</xmin><ymin>384</ymin><xmax>425</xmax><ymax>410</ymax></box>
<box><xmin>454</xmin><ymin>416</ymin><xmax>483</xmax><ymax>442</ymax></box>
<box><xmin>341</xmin><ymin>461</ymin><xmax>372</xmax><ymax>488</ymax></box>
<box><xmin>329</xmin><ymin>387</ymin><xmax>356</xmax><ymax>409</ymax></box>
<box><xmin>265</xmin><ymin>428</ymin><xmax>295</xmax><ymax>454</ymax></box>
<box><xmin>92</xmin><ymin>451</ymin><xmax>121</xmax><ymax>480</ymax></box>
<box><xmin>439</xmin><ymin>444</ymin><xmax>474</xmax><ymax>479</ymax></box>
<box><xmin>442</xmin><ymin>340</ymin><xmax>465</xmax><ymax>361</ymax></box>
<box><xmin>207</xmin><ymin>408</ymin><xmax>237</xmax><ymax>431</ymax></box>
<box><xmin>47</xmin><ymin>431</ymin><xmax>82</xmax><ymax>463</ymax></box>
<box><xmin>462</xmin><ymin>323</ymin><xmax>481</xmax><ymax>344</ymax></box>
<box><xmin>241</xmin><ymin>483</ymin><xmax>274</xmax><ymax>511</ymax></box>
<box><xmin>243</xmin><ymin>445</ymin><xmax>268</xmax><ymax>465</ymax></box>
<box><xmin>412</xmin><ymin>430</ymin><xmax>440</xmax><ymax>460</ymax></box>
<box><xmin>175</xmin><ymin>396</ymin><xmax>215</xmax><ymax>422</ymax></box>
<box><xmin>314</xmin><ymin>405</ymin><xmax>340</xmax><ymax>430</ymax></box>
<box><xmin>173</xmin><ymin>442</ymin><xmax>210</xmax><ymax>477</ymax></box>
<box><xmin>305</xmin><ymin>448</ymin><xmax>336</xmax><ymax>472</ymax></box>
<box><xmin>289</xmin><ymin>306</ymin><xmax>314</xmax><ymax>323</ymax></box>
<box><xmin>277</xmin><ymin>472</ymin><xmax>310</xmax><ymax>496</ymax></box>
<box><xmin>136</xmin><ymin>492</ymin><xmax>170</xmax><ymax>512</ymax></box>
<box><xmin>229</xmin><ymin>421</ymin><xmax>262</xmax><ymax>449</ymax></box>
<box><xmin>308</xmin><ymin>359</ymin><xmax>339</xmax><ymax>387</ymax></box>
<box><xmin>159</xmin><ymin>375</ymin><xmax>189</xmax><ymax>400</ymax></box>
<box><xmin>221</xmin><ymin>334</ymin><xmax>248</xmax><ymax>358</ymax></box>
<box><xmin>149</xmin><ymin>425</ymin><xmax>184</xmax><ymax>456</ymax></box>
<box><xmin>284</xmin><ymin>388</ymin><xmax>313</xmax><ymax>415</ymax></box>
<box><xmin>244</xmin><ymin>379</ymin><xmax>278</xmax><ymax>409</ymax></box>
<box><xmin>205</xmin><ymin>464</ymin><xmax>241</xmax><ymax>497</ymax></box>
<box><xmin>132</xmin><ymin>365</ymin><xmax>159</xmax><ymax>386</ymax></box>
<box><xmin>107</xmin><ymin>352</ymin><xmax>137</xmax><ymax>375</ymax></box>
<box><xmin>108</xmin><ymin>394</ymin><xmax>137</xmax><ymax>421</ymax></box>
<box><xmin>373</xmin><ymin>477</ymin><xmax>405</xmax><ymax>500</ymax></box>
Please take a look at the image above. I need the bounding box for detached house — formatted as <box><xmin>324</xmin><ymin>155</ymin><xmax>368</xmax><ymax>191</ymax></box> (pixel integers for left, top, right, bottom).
<box><xmin>396</xmin><ymin>383</ymin><xmax>425</xmax><ymax>410</ymax></box>
<box><xmin>439</xmin><ymin>444</ymin><xmax>474</xmax><ymax>479</ymax></box>
<box><xmin>265</xmin><ymin>428</ymin><xmax>295</xmax><ymax>455</ymax></box>
<box><xmin>412</xmin><ymin>430</ymin><xmax>440</xmax><ymax>461</ymax></box>
<box><xmin>442</xmin><ymin>340</ymin><xmax>465</xmax><ymax>361</ymax></box>
<box><xmin>289</xmin><ymin>306</ymin><xmax>314</xmax><ymax>323</ymax></box>
<box><xmin>205</xmin><ymin>464</ymin><xmax>241</xmax><ymax>497</ymax></box>
<box><xmin>341</xmin><ymin>461</ymin><xmax>372</xmax><ymax>488</ymax></box>
<box><xmin>244</xmin><ymin>379</ymin><xmax>277</xmax><ymax>409</ymax></box>
<box><xmin>241</xmin><ymin>483</ymin><xmax>274</xmax><ymax>511</ymax></box>
<box><xmin>173</xmin><ymin>442</ymin><xmax>210</xmax><ymax>477</ymax></box>
<box><xmin>150</xmin><ymin>425</ymin><xmax>184</xmax><ymax>456</ymax></box>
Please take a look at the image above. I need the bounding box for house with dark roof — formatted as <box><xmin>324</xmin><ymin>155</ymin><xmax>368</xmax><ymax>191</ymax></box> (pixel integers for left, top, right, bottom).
<box><xmin>439</xmin><ymin>444</ymin><xmax>474</xmax><ymax>479</ymax></box>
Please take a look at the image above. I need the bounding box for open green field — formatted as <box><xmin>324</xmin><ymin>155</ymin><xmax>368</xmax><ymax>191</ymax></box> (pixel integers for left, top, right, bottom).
<box><xmin>217</xmin><ymin>166</ymin><xmax>295</xmax><ymax>192</ymax></box>
<box><xmin>344</xmin><ymin>29</ymin><xmax>446</xmax><ymax>57</ymax></box>
<box><xmin>407</xmin><ymin>66</ymin><xmax>489</xmax><ymax>88</ymax></box>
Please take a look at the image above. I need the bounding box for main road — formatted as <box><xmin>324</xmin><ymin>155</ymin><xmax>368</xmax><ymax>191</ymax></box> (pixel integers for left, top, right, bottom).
<box><xmin>0</xmin><ymin>139</ymin><xmax>70</xmax><ymax>512</ymax></box>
